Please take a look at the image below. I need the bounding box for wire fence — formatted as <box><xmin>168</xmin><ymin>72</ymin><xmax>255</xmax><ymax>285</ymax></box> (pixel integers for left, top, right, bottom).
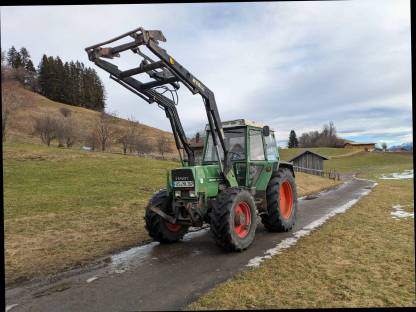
<box><xmin>293</xmin><ymin>166</ymin><xmax>341</xmax><ymax>180</ymax></box>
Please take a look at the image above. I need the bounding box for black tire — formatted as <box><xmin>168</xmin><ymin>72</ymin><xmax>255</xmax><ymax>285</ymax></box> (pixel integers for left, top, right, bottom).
<box><xmin>261</xmin><ymin>168</ymin><xmax>297</xmax><ymax>232</ymax></box>
<box><xmin>210</xmin><ymin>187</ymin><xmax>257</xmax><ymax>251</ymax></box>
<box><xmin>144</xmin><ymin>189</ymin><xmax>188</xmax><ymax>243</ymax></box>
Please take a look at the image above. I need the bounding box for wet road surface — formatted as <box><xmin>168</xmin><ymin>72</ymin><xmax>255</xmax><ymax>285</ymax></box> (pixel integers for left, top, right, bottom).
<box><xmin>6</xmin><ymin>178</ymin><xmax>376</xmax><ymax>312</ymax></box>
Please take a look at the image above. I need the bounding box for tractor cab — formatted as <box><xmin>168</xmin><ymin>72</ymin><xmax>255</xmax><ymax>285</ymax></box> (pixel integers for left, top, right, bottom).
<box><xmin>85</xmin><ymin>27</ymin><xmax>297</xmax><ymax>252</ymax></box>
<box><xmin>202</xmin><ymin>119</ymin><xmax>279</xmax><ymax>187</ymax></box>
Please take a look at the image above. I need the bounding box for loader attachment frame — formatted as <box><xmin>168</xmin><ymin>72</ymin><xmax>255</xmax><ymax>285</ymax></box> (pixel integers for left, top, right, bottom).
<box><xmin>85</xmin><ymin>27</ymin><xmax>237</xmax><ymax>185</ymax></box>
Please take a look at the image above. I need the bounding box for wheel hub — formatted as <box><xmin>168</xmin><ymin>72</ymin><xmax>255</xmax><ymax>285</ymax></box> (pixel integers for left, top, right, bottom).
<box><xmin>233</xmin><ymin>201</ymin><xmax>251</xmax><ymax>238</ymax></box>
<box><xmin>235</xmin><ymin>213</ymin><xmax>246</xmax><ymax>226</ymax></box>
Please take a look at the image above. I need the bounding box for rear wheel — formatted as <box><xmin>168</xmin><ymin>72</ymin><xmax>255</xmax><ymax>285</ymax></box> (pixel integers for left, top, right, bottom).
<box><xmin>144</xmin><ymin>189</ymin><xmax>188</xmax><ymax>243</ymax></box>
<box><xmin>210</xmin><ymin>188</ymin><xmax>257</xmax><ymax>251</ymax></box>
<box><xmin>261</xmin><ymin>168</ymin><xmax>297</xmax><ymax>232</ymax></box>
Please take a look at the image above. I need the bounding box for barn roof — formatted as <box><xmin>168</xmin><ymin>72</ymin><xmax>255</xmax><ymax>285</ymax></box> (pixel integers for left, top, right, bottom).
<box><xmin>288</xmin><ymin>150</ymin><xmax>329</xmax><ymax>162</ymax></box>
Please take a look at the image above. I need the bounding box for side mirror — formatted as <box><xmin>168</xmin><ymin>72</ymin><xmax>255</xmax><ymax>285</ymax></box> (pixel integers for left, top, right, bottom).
<box><xmin>262</xmin><ymin>125</ymin><xmax>270</xmax><ymax>137</ymax></box>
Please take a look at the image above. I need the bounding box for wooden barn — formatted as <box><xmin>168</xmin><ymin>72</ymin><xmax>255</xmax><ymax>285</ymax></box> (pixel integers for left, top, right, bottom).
<box><xmin>288</xmin><ymin>150</ymin><xmax>329</xmax><ymax>175</ymax></box>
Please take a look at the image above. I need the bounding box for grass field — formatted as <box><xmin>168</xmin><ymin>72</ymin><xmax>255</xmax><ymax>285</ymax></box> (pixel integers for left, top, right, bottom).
<box><xmin>278</xmin><ymin>147</ymin><xmax>360</xmax><ymax>161</ymax></box>
<box><xmin>3</xmin><ymin>142</ymin><xmax>341</xmax><ymax>286</ymax></box>
<box><xmin>189</xmin><ymin>151</ymin><xmax>414</xmax><ymax>309</ymax></box>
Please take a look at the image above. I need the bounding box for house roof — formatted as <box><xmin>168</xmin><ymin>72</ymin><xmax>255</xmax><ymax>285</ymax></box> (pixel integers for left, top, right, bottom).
<box><xmin>288</xmin><ymin>150</ymin><xmax>329</xmax><ymax>162</ymax></box>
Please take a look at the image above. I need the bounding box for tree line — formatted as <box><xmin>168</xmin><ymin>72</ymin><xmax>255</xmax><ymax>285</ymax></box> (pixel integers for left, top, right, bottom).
<box><xmin>30</xmin><ymin>109</ymin><xmax>174</xmax><ymax>159</ymax></box>
<box><xmin>2</xmin><ymin>46</ymin><xmax>175</xmax><ymax>159</ymax></box>
<box><xmin>287</xmin><ymin>121</ymin><xmax>346</xmax><ymax>148</ymax></box>
<box><xmin>3</xmin><ymin>46</ymin><xmax>106</xmax><ymax>112</ymax></box>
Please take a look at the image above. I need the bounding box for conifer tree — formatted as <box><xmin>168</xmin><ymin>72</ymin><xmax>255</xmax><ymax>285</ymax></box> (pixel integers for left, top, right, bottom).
<box><xmin>288</xmin><ymin>130</ymin><xmax>299</xmax><ymax>148</ymax></box>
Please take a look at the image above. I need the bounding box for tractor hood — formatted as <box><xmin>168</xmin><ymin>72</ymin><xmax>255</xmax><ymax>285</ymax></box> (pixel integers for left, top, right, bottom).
<box><xmin>169</xmin><ymin>164</ymin><xmax>223</xmax><ymax>198</ymax></box>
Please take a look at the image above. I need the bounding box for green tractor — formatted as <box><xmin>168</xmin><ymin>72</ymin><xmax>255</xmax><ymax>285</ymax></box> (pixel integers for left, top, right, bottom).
<box><xmin>85</xmin><ymin>27</ymin><xmax>297</xmax><ymax>251</ymax></box>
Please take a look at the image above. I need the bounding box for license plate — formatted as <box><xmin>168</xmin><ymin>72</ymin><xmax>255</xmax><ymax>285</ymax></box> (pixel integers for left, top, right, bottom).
<box><xmin>173</xmin><ymin>180</ymin><xmax>194</xmax><ymax>188</ymax></box>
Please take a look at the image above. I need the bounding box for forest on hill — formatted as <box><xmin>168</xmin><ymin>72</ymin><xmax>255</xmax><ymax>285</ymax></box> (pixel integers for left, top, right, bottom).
<box><xmin>2</xmin><ymin>46</ymin><xmax>105</xmax><ymax>112</ymax></box>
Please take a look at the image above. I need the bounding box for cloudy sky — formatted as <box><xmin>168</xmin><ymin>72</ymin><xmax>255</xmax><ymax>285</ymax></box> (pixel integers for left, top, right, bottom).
<box><xmin>1</xmin><ymin>1</ymin><xmax>412</xmax><ymax>147</ymax></box>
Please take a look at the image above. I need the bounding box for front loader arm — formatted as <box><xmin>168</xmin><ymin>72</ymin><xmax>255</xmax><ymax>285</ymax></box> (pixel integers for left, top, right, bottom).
<box><xmin>85</xmin><ymin>27</ymin><xmax>236</xmax><ymax>185</ymax></box>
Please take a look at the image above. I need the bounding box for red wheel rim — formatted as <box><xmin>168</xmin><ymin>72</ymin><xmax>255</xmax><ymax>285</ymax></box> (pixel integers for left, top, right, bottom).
<box><xmin>234</xmin><ymin>201</ymin><xmax>251</xmax><ymax>238</ymax></box>
<box><xmin>165</xmin><ymin>222</ymin><xmax>181</xmax><ymax>232</ymax></box>
<box><xmin>279</xmin><ymin>181</ymin><xmax>293</xmax><ymax>219</ymax></box>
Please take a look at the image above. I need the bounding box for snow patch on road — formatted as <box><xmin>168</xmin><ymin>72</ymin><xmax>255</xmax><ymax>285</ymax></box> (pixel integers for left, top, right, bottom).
<box><xmin>110</xmin><ymin>241</ymin><xmax>160</xmax><ymax>270</ymax></box>
<box><xmin>247</xmin><ymin>180</ymin><xmax>377</xmax><ymax>268</ymax></box>
<box><xmin>108</xmin><ymin>226</ymin><xmax>210</xmax><ymax>273</ymax></box>
<box><xmin>380</xmin><ymin>169</ymin><xmax>413</xmax><ymax>180</ymax></box>
<box><xmin>86</xmin><ymin>276</ymin><xmax>98</xmax><ymax>283</ymax></box>
<box><xmin>6</xmin><ymin>304</ymin><xmax>19</xmax><ymax>312</ymax></box>
<box><xmin>391</xmin><ymin>204</ymin><xmax>414</xmax><ymax>220</ymax></box>
<box><xmin>182</xmin><ymin>226</ymin><xmax>210</xmax><ymax>241</ymax></box>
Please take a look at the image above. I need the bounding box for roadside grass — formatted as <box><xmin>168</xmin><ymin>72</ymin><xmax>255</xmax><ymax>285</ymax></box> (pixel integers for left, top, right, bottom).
<box><xmin>295</xmin><ymin>172</ymin><xmax>341</xmax><ymax>197</ymax></box>
<box><xmin>326</xmin><ymin>151</ymin><xmax>413</xmax><ymax>179</ymax></box>
<box><xmin>3</xmin><ymin>142</ymin><xmax>178</xmax><ymax>286</ymax></box>
<box><xmin>3</xmin><ymin>142</ymin><xmax>339</xmax><ymax>286</ymax></box>
<box><xmin>188</xmin><ymin>153</ymin><xmax>414</xmax><ymax>309</ymax></box>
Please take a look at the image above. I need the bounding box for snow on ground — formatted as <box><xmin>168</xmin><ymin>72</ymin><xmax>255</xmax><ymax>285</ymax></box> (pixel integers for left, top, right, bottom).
<box><xmin>6</xmin><ymin>304</ymin><xmax>19</xmax><ymax>312</ymax></box>
<box><xmin>391</xmin><ymin>204</ymin><xmax>414</xmax><ymax>220</ymax></box>
<box><xmin>380</xmin><ymin>169</ymin><xmax>413</xmax><ymax>180</ymax></box>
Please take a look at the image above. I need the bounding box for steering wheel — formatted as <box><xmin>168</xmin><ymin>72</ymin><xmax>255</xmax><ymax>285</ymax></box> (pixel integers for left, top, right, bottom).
<box><xmin>229</xmin><ymin>151</ymin><xmax>242</xmax><ymax>161</ymax></box>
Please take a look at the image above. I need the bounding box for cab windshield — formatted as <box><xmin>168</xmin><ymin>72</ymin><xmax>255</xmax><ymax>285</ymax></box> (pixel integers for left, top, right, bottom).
<box><xmin>203</xmin><ymin>128</ymin><xmax>245</xmax><ymax>162</ymax></box>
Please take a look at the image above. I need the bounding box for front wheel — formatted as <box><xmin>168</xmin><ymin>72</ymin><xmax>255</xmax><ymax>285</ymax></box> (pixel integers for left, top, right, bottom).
<box><xmin>261</xmin><ymin>168</ymin><xmax>297</xmax><ymax>232</ymax></box>
<box><xmin>210</xmin><ymin>188</ymin><xmax>257</xmax><ymax>251</ymax></box>
<box><xmin>144</xmin><ymin>189</ymin><xmax>188</xmax><ymax>243</ymax></box>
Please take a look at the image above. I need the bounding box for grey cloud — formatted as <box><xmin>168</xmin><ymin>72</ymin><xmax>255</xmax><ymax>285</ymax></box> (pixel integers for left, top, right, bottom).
<box><xmin>1</xmin><ymin>1</ymin><xmax>412</xmax><ymax>146</ymax></box>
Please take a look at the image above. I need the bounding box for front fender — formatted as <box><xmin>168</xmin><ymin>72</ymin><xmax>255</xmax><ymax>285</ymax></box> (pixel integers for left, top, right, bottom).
<box><xmin>277</xmin><ymin>160</ymin><xmax>295</xmax><ymax>177</ymax></box>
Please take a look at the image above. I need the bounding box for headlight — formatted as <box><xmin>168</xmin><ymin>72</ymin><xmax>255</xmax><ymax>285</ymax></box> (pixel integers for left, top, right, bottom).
<box><xmin>189</xmin><ymin>190</ymin><xmax>196</xmax><ymax>197</ymax></box>
<box><xmin>174</xmin><ymin>190</ymin><xmax>181</xmax><ymax>198</ymax></box>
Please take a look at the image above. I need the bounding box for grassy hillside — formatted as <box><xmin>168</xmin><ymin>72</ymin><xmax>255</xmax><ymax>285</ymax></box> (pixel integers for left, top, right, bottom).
<box><xmin>3</xmin><ymin>142</ymin><xmax>340</xmax><ymax>286</ymax></box>
<box><xmin>2</xmin><ymin>80</ymin><xmax>176</xmax><ymax>154</ymax></box>
<box><xmin>278</xmin><ymin>147</ymin><xmax>362</xmax><ymax>161</ymax></box>
<box><xmin>326</xmin><ymin>151</ymin><xmax>413</xmax><ymax>179</ymax></box>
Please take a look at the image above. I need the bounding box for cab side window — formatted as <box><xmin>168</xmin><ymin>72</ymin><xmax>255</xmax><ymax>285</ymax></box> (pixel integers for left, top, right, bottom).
<box><xmin>265</xmin><ymin>133</ymin><xmax>278</xmax><ymax>160</ymax></box>
<box><xmin>249</xmin><ymin>130</ymin><xmax>265</xmax><ymax>160</ymax></box>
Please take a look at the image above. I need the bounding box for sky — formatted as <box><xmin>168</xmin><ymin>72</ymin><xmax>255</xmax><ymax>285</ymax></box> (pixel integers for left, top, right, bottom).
<box><xmin>1</xmin><ymin>1</ymin><xmax>412</xmax><ymax>147</ymax></box>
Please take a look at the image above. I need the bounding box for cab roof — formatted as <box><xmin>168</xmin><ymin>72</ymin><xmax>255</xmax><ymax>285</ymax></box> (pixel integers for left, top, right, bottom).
<box><xmin>205</xmin><ymin>119</ymin><xmax>274</xmax><ymax>130</ymax></box>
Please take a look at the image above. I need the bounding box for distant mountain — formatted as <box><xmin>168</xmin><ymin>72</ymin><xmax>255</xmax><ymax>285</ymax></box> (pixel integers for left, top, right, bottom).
<box><xmin>388</xmin><ymin>142</ymin><xmax>413</xmax><ymax>152</ymax></box>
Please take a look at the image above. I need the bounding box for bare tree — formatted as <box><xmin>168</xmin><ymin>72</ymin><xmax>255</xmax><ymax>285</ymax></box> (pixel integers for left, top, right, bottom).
<box><xmin>157</xmin><ymin>136</ymin><xmax>173</xmax><ymax>159</ymax></box>
<box><xmin>93</xmin><ymin>112</ymin><xmax>116</xmax><ymax>152</ymax></box>
<box><xmin>84</xmin><ymin>130</ymin><xmax>98</xmax><ymax>151</ymax></box>
<box><xmin>33</xmin><ymin>113</ymin><xmax>58</xmax><ymax>146</ymax></box>
<box><xmin>381</xmin><ymin>142</ymin><xmax>387</xmax><ymax>152</ymax></box>
<box><xmin>1</xmin><ymin>49</ymin><xmax>6</xmax><ymax>80</ymax></box>
<box><xmin>298</xmin><ymin>121</ymin><xmax>345</xmax><ymax>148</ymax></box>
<box><xmin>134</xmin><ymin>135</ymin><xmax>153</xmax><ymax>156</ymax></box>
<box><xmin>56</xmin><ymin>116</ymin><xmax>78</xmax><ymax>148</ymax></box>
<box><xmin>117</xmin><ymin>117</ymin><xmax>139</xmax><ymax>155</ymax></box>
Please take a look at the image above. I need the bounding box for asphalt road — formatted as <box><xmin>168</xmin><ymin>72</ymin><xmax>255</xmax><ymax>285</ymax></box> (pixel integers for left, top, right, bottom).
<box><xmin>6</xmin><ymin>178</ymin><xmax>376</xmax><ymax>312</ymax></box>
